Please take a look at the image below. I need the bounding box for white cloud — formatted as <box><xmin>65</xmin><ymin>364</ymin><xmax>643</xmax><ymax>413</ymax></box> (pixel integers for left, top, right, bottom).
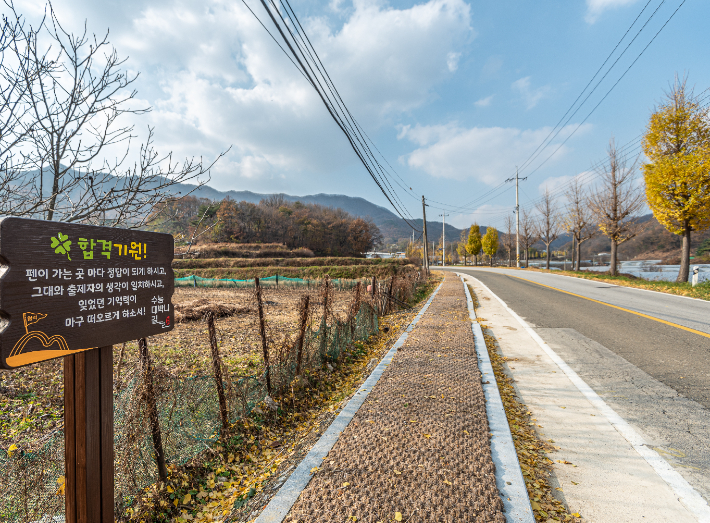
<box><xmin>17</xmin><ymin>0</ymin><xmax>473</xmax><ymax>193</ymax></box>
<box><xmin>585</xmin><ymin>0</ymin><xmax>640</xmax><ymax>24</ymax></box>
<box><xmin>399</xmin><ymin>122</ymin><xmax>588</xmax><ymax>184</ymax></box>
<box><xmin>447</xmin><ymin>52</ymin><xmax>461</xmax><ymax>72</ymax></box>
<box><xmin>474</xmin><ymin>95</ymin><xmax>494</xmax><ymax>107</ymax></box>
<box><xmin>511</xmin><ymin>76</ymin><xmax>551</xmax><ymax>110</ymax></box>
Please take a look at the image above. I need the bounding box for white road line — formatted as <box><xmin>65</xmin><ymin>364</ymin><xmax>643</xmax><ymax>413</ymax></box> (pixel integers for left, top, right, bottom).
<box><xmin>459</xmin><ymin>274</ymin><xmax>535</xmax><ymax>523</ymax></box>
<box><xmin>468</xmin><ymin>274</ymin><xmax>710</xmax><ymax>523</ymax></box>
<box><xmin>253</xmin><ymin>281</ymin><xmax>444</xmax><ymax>523</ymax></box>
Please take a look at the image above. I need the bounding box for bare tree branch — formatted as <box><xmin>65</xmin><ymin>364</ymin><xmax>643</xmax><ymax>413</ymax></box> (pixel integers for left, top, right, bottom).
<box><xmin>589</xmin><ymin>138</ymin><xmax>646</xmax><ymax>275</ymax></box>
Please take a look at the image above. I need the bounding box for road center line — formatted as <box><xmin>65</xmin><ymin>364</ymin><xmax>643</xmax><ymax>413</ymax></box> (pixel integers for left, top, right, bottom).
<box><xmin>507</xmin><ymin>274</ymin><xmax>710</xmax><ymax>340</ymax></box>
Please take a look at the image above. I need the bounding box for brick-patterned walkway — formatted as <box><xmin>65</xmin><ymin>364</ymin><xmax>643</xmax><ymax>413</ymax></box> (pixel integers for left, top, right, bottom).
<box><xmin>284</xmin><ymin>275</ymin><xmax>505</xmax><ymax>523</ymax></box>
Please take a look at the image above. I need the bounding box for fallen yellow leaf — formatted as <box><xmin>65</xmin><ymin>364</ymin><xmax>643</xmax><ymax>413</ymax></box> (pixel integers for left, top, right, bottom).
<box><xmin>443</xmin><ymin>480</ymin><xmax>452</xmax><ymax>485</ymax></box>
<box><xmin>310</xmin><ymin>467</ymin><xmax>319</xmax><ymax>474</ymax></box>
<box><xmin>394</xmin><ymin>470</ymin><xmax>402</xmax><ymax>475</ymax></box>
<box><xmin>423</xmin><ymin>434</ymin><xmax>431</xmax><ymax>439</ymax></box>
<box><xmin>342</xmin><ymin>482</ymin><xmax>350</xmax><ymax>487</ymax></box>
<box><xmin>395</xmin><ymin>512</ymin><xmax>402</xmax><ymax>521</ymax></box>
<box><xmin>182</xmin><ymin>493</ymin><xmax>192</xmax><ymax>504</ymax></box>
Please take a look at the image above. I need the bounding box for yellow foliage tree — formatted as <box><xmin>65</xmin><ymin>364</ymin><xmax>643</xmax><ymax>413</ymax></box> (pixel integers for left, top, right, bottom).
<box><xmin>481</xmin><ymin>227</ymin><xmax>499</xmax><ymax>267</ymax></box>
<box><xmin>643</xmin><ymin>77</ymin><xmax>710</xmax><ymax>282</ymax></box>
<box><xmin>466</xmin><ymin>224</ymin><xmax>482</xmax><ymax>265</ymax></box>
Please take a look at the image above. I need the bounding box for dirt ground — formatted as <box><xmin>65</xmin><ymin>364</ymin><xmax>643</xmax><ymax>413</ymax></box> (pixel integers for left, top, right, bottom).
<box><xmin>0</xmin><ymin>285</ymin><xmax>359</xmax><ymax>449</ymax></box>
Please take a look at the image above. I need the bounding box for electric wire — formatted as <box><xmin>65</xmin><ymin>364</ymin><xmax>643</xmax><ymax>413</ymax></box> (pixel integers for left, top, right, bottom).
<box><xmin>249</xmin><ymin>0</ymin><xmax>421</xmax><ymax>230</ymax></box>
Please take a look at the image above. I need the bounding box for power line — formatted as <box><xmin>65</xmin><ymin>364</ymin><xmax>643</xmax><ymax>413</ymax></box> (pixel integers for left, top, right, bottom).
<box><xmin>449</xmin><ymin>0</ymin><xmax>685</xmax><ymax>215</ymax></box>
<box><xmin>243</xmin><ymin>0</ymin><xmax>421</xmax><ymax>231</ymax></box>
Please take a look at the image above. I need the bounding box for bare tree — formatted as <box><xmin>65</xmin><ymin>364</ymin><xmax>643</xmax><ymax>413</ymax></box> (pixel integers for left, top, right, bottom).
<box><xmin>535</xmin><ymin>188</ymin><xmax>561</xmax><ymax>270</ymax></box>
<box><xmin>564</xmin><ymin>178</ymin><xmax>596</xmax><ymax>270</ymax></box>
<box><xmin>519</xmin><ymin>208</ymin><xmax>537</xmax><ymax>267</ymax></box>
<box><xmin>2</xmin><ymin>3</ymin><xmax>223</xmax><ymax>226</ymax></box>
<box><xmin>589</xmin><ymin>139</ymin><xmax>645</xmax><ymax>276</ymax></box>
<box><xmin>0</xmin><ymin>4</ymin><xmax>48</xmax><ymax>212</ymax></box>
<box><xmin>503</xmin><ymin>214</ymin><xmax>515</xmax><ymax>267</ymax></box>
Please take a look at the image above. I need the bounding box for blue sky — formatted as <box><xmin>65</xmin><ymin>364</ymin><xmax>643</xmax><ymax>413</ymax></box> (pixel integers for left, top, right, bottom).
<box><xmin>13</xmin><ymin>0</ymin><xmax>710</xmax><ymax>230</ymax></box>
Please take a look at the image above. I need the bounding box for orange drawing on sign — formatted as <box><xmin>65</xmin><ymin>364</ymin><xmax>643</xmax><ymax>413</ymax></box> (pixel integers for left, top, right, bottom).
<box><xmin>6</xmin><ymin>312</ymin><xmax>88</xmax><ymax>367</ymax></box>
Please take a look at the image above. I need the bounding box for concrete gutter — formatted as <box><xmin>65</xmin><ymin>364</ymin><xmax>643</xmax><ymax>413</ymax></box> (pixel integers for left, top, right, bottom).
<box><xmin>253</xmin><ymin>281</ymin><xmax>444</xmax><ymax>523</ymax></box>
<box><xmin>458</xmin><ymin>273</ymin><xmax>535</xmax><ymax>523</ymax></box>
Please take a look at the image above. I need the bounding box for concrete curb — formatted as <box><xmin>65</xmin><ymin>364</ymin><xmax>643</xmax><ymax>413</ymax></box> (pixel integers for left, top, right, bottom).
<box><xmin>458</xmin><ymin>273</ymin><xmax>535</xmax><ymax>523</ymax></box>
<box><xmin>253</xmin><ymin>281</ymin><xmax>445</xmax><ymax>523</ymax></box>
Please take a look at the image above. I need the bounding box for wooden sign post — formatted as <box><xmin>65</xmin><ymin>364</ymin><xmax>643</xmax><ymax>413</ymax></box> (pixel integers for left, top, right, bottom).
<box><xmin>0</xmin><ymin>217</ymin><xmax>175</xmax><ymax>522</ymax></box>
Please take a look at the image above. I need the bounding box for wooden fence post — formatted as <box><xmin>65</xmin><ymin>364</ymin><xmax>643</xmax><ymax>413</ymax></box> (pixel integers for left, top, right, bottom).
<box><xmin>64</xmin><ymin>346</ymin><xmax>114</xmax><ymax>523</ymax></box>
<box><xmin>254</xmin><ymin>277</ymin><xmax>272</xmax><ymax>395</ymax></box>
<box><xmin>295</xmin><ymin>295</ymin><xmax>310</xmax><ymax>376</ymax></box>
<box><xmin>138</xmin><ymin>338</ymin><xmax>168</xmax><ymax>483</ymax></box>
<box><xmin>319</xmin><ymin>277</ymin><xmax>331</xmax><ymax>361</ymax></box>
<box><xmin>207</xmin><ymin>312</ymin><xmax>229</xmax><ymax>430</ymax></box>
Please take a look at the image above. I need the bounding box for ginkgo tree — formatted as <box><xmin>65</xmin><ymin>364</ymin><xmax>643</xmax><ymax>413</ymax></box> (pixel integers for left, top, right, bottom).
<box><xmin>481</xmin><ymin>227</ymin><xmax>499</xmax><ymax>267</ymax></box>
<box><xmin>643</xmin><ymin>76</ymin><xmax>710</xmax><ymax>282</ymax></box>
<box><xmin>466</xmin><ymin>224</ymin><xmax>482</xmax><ymax>265</ymax></box>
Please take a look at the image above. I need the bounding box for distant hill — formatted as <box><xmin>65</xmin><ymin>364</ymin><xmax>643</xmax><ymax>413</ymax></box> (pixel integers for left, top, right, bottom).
<box><xmin>167</xmin><ymin>182</ymin><xmax>470</xmax><ymax>245</ymax></box>
<box><xmin>558</xmin><ymin>213</ymin><xmax>710</xmax><ymax>261</ymax></box>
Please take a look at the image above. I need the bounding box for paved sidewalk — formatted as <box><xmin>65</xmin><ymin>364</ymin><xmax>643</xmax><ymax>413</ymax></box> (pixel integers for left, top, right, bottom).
<box><xmin>283</xmin><ymin>276</ymin><xmax>506</xmax><ymax>523</ymax></box>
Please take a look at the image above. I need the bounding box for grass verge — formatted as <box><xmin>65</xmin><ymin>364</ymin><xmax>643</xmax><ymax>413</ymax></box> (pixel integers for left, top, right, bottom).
<box><xmin>524</xmin><ymin>267</ymin><xmax>710</xmax><ymax>301</ymax></box>
<box><xmin>469</xmin><ymin>285</ymin><xmax>582</xmax><ymax>523</ymax></box>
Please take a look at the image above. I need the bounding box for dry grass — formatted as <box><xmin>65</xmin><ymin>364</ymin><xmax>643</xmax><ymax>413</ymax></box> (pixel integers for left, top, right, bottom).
<box><xmin>177</xmin><ymin>243</ymin><xmax>314</xmax><ymax>259</ymax></box>
<box><xmin>172</xmin><ymin>257</ymin><xmax>409</xmax><ymax>269</ymax></box>
<box><xmin>173</xmin><ymin>264</ymin><xmax>418</xmax><ymax>281</ymax></box>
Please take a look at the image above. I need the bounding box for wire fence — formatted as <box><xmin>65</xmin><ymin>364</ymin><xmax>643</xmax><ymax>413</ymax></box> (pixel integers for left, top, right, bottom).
<box><xmin>0</xmin><ymin>273</ymin><xmax>422</xmax><ymax>523</ymax></box>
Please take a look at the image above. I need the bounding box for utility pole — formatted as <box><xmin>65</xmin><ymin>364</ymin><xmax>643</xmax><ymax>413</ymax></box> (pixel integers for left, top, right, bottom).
<box><xmin>515</xmin><ymin>167</ymin><xmax>520</xmax><ymax>268</ymax></box>
<box><xmin>422</xmin><ymin>196</ymin><xmax>429</xmax><ymax>275</ymax></box>
<box><xmin>439</xmin><ymin>212</ymin><xmax>448</xmax><ymax>267</ymax></box>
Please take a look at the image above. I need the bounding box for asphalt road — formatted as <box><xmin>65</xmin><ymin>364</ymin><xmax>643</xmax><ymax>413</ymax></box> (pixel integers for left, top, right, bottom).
<box><xmin>454</xmin><ymin>267</ymin><xmax>710</xmax><ymax>408</ymax></box>
<box><xmin>451</xmin><ymin>267</ymin><xmax>710</xmax><ymax>502</ymax></box>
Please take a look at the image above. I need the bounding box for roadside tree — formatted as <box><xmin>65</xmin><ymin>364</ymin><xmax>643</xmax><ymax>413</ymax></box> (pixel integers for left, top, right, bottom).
<box><xmin>564</xmin><ymin>178</ymin><xmax>595</xmax><ymax>270</ymax></box>
<box><xmin>466</xmin><ymin>224</ymin><xmax>482</xmax><ymax>265</ymax></box>
<box><xmin>535</xmin><ymin>188</ymin><xmax>561</xmax><ymax>270</ymax></box>
<box><xmin>589</xmin><ymin>139</ymin><xmax>645</xmax><ymax>276</ymax></box>
<box><xmin>643</xmin><ymin>77</ymin><xmax>710</xmax><ymax>282</ymax></box>
<box><xmin>481</xmin><ymin>227</ymin><xmax>499</xmax><ymax>267</ymax></box>
<box><xmin>457</xmin><ymin>242</ymin><xmax>467</xmax><ymax>265</ymax></box>
<box><xmin>519</xmin><ymin>208</ymin><xmax>538</xmax><ymax>267</ymax></box>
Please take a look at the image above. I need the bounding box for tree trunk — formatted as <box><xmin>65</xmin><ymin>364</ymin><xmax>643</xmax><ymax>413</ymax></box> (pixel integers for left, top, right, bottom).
<box><xmin>576</xmin><ymin>239</ymin><xmax>582</xmax><ymax>272</ymax></box>
<box><xmin>489</xmin><ymin>255</ymin><xmax>493</xmax><ymax>267</ymax></box>
<box><xmin>610</xmin><ymin>240</ymin><xmax>618</xmax><ymax>276</ymax></box>
<box><xmin>572</xmin><ymin>237</ymin><xmax>577</xmax><ymax>270</ymax></box>
<box><xmin>546</xmin><ymin>244</ymin><xmax>551</xmax><ymax>270</ymax></box>
<box><xmin>474</xmin><ymin>255</ymin><xmax>478</xmax><ymax>266</ymax></box>
<box><xmin>677</xmin><ymin>227</ymin><xmax>691</xmax><ymax>283</ymax></box>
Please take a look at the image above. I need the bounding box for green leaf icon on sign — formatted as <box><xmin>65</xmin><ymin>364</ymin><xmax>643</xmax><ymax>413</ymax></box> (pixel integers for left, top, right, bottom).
<box><xmin>50</xmin><ymin>232</ymin><xmax>72</xmax><ymax>260</ymax></box>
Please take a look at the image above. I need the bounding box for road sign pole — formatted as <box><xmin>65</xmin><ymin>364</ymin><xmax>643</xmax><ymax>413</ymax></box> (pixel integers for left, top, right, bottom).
<box><xmin>422</xmin><ymin>196</ymin><xmax>429</xmax><ymax>275</ymax></box>
<box><xmin>64</xmin><ymin>346</ymin><xmax>114</xmax><ymax>523</ymax></box>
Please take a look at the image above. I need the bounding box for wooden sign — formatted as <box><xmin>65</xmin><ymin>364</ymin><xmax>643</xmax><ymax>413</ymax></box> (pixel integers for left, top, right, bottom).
<box><xmin>0</xmin><ymin>217</ymin><xmax>174</xmax><ymax>369</ymax></box>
